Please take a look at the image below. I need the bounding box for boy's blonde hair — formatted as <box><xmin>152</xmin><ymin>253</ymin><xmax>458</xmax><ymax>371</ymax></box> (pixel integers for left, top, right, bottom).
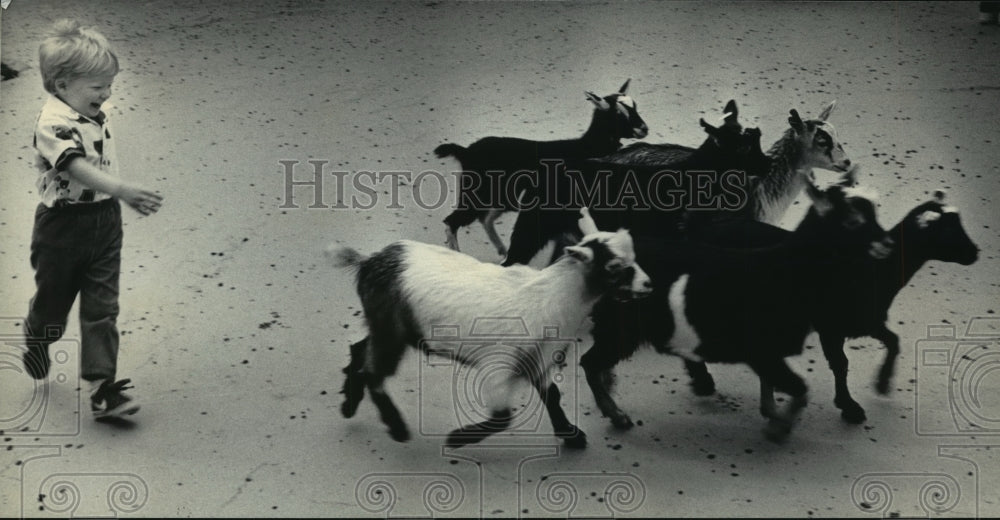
<box><xmin>38</xmin><ymin>19</ymin><xmax>119</xmax><ymax>94</ymax></box>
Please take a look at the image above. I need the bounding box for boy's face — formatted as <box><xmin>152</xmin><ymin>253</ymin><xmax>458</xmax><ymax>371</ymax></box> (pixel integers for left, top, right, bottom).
<box><xmin>55</xmin><ymin>74</ymin><xmax>116</xmax><ymax>119</ymax></box>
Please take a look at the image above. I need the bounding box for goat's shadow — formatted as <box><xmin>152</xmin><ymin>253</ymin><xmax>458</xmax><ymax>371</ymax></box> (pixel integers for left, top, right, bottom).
<box><xmin>94</xmin><ymin>416</ymin><xmax>139</xmax><ymax>431</ymax></box>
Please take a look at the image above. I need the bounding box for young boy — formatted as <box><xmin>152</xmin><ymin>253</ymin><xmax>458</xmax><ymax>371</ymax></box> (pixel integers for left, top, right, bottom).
<box><xmin>22</xmin><ymin>19</ymin><xmax>164</xmax><ymax>420</ymax></box>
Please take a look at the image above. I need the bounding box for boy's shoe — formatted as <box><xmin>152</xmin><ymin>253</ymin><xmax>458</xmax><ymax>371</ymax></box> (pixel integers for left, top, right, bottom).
<box><xmin>22</xmin><ymin>343</ymin><xmax>50</xmax><ymax>379</ymax></box>
<box><xmin>90</xmin><ymin>378</ymin><xmax>140</xmax><ymax>419</ymax></box>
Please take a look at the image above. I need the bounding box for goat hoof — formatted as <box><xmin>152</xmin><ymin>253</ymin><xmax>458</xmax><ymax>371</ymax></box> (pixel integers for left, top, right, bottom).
<box><xmin>389</xmin><ymin>426</ymin><xmax>411</xmax><ymax>443</ymax></box>
<box><xmin>875</xmin><ymin>378</ymin><xmax>892</xmax><ymax>395</ymax></box>
<box><xmin>690</xmin><ymin>377</ymin><xmax>716</xmax><ymax>396</ymax></box>
<box><xmin>840</xmin><ymin>406</ymin><xmax>867</xmax><ymax>424</ymax></box>
<box><xmin>763</xmin><ymin>419</ymin><xmax>792</xmax><ymax>444</ymax></box>
<box><xmin>341</xmin><ymin>399</ymin><xmax>359</xmax><ymax>418</ymax></box>
<box><xmin>610</xmin><ymin>414</ymin><xmax>634</xmax><ymax>430</ymax></box>
<box><xmin>561</xmin><ymin>430</ymin><xmax>588</xmax><ymax>450</ymax></box>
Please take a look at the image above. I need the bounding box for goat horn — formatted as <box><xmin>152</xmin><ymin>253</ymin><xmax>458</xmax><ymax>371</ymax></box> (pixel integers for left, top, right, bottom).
<box><xmin>619</xmin><ymin>78</ymin><xmax>631</xmax><ymax>94</ymax></box>
<box><xmin>578</xmin><ymin>207</ymin><xmax>600</xmax><ymax>235</ymax></box>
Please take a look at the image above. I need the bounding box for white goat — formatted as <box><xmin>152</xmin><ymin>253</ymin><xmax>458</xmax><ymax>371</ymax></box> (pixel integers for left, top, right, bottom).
<box><xmin>330</xmin><ymin>208</ymin><xmax>652</xmax><ymax>448</ymax></box>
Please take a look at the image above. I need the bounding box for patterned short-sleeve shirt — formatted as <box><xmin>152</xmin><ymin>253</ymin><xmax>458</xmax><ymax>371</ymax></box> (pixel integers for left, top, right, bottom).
<box><xmin>33</xmin><ymin>95</ymin><xmax>119</xmax><ymax>207</ymax></box>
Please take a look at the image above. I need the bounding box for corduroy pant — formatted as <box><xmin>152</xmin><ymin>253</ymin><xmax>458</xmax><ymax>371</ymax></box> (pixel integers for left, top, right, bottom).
<box><xmin>24</xmin><ymin>198</ymin><xmax>123</xmax><ymax>382</ymax></box>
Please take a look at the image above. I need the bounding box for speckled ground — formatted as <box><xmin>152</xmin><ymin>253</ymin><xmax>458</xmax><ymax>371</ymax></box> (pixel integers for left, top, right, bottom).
<box><xmin>2</xmin><ymin>1</ymin><xmax>999</xmax><ymax>517</ymax></box>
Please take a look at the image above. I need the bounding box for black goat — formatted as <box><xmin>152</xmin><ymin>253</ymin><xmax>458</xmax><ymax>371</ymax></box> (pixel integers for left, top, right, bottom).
<box><xmin>685</xmin><ymin>190</ymin><xmax>980</xmax><ymax>423</ymax></box>
<box><xmin>580</xmin><ymin>182</ymin><xmax>892</xmax><ymax>441</ymax></box>
<box><xmin>437</xmin><ymin>79</ymin><xmax>648</xmax><ymax>257</ymax></box>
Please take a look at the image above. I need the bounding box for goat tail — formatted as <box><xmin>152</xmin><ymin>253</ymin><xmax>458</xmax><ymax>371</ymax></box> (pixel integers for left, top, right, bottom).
<box><xmin>326</xmin><ymin>244</ymin><xmax>366</xmax><ymax>270</ymax></box>
<box><xmin>434</xmin><ymin>143</ymin><xmax>466</xmax><ymax>159</ymax></box>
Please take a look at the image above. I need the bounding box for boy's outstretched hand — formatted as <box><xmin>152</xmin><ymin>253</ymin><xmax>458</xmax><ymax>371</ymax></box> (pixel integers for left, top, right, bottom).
<box><xmin>119</xmin><ymin>184</ymin><xmax>163</xmax><ymax>215</ymax></box>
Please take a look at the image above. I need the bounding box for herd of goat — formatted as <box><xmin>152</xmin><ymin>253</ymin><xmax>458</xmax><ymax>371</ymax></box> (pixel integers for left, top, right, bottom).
<box><xmin>329</xmin><ymin>79</ymin><xmax>980</xmax><ymax>447</ymax></box>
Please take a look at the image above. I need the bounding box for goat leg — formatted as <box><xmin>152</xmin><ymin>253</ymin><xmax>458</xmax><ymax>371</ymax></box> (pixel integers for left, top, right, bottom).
<box><xmin>820</xmin><ymin>332</ymin><xmax>866</xmax><ymax>423</ymax></box>
<box><xmin>683</xmin><ymin>359</ymin><xmax>716</xmax><ymax>396</ymax></box>
<box><xmin>873</xmin><ymin>325</ymin><xmax>900</xmax><ymax>395</ymax></box>
<box><xmin>480</xmin><ymin>208</ymin><xmax>508</xmax><ymax>257</ymax></box>
<box><xmin>581</xmin><ymin>348</ymin><xmax>634</xmax><ymax>429</ymax></box>
<box><xmin>341</xmin><ymin>337</ymin><xmax>369</xmax><ymax>418</ymax></box>
<box><xmin>758</xmin><ymin>379</ymin><xmax>779</xmax><ymax>420</ymax></box>
<box><xmin>445</xmin><ymin>409</ymin><xmax>513</xmax><ymax>448</ymax></box>
<box><xmin>751</xmin><ymin>358</ymin><xmax>808</xmax><ymax>443</ymax></box>
<box><xmin>538</xmin><ymin>381</ymin><xmax>587</xmax><ymax>449</ymax></box>
<box><xmin>366</xmin><ymin>374</ymin><xmax>411</xmax><ymax>442</ymax></box>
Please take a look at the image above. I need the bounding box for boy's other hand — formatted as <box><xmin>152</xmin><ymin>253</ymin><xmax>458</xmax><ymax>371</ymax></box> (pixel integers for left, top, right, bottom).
<box><xmin>119</xmin><ymin>184</ymin><xmax>163</xmax><ymax>215</ymax></box>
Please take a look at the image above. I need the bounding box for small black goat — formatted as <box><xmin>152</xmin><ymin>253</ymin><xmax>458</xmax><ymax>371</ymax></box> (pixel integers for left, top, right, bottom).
<box><xmin>597</xmin><ymin>99</ymin><xmax>747</xmax><ymax>167</ymax></box>
<box><xmin>437</xmin><ymin>79</ymin><xmax>648</xmax><ymax>257</ymax></box>
<box><xmin>580</xmin><ymin>182</ymin><xmax>892</xmax><ymax>441</ymax></box>
<box><xmin>685</xmin><ymin>189</ymin><xmax>980</xmax><ymax>423</ymax></box>
<box><xmin>500</xmin><ymin>100</ymin><xmax>774</xmax><ymax>266</ymax></box>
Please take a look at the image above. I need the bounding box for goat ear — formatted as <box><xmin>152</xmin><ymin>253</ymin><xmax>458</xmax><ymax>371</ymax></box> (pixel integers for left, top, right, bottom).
<box><xmin>817</xmin><ymin>100</ymin><xmax>837</xmax><ymax>122</ymax></box>
<box><xmin>788</xmin><ymin>109</ymin><xmax>805</xmax><ymax>134</ymax></box>
<box><xmin>722</xmin><ymin>100</ymin><xmax>738</xmax><ymax>123</ymax></box>
<box><xmin>700</xmin><ymin>117</ymin><xmax>720</xmax><ymax>137</ymax></box>
<box><xmin>618</xmin><ymin>78</ymin><xmax>631</xmax><ymax>94</ymax></box>
<box><xmin>565</xmin><ymin>245</ymin><xmax>594</xmax><ymax>264</ymax></box>
<box><xmin>586</xmin><ymin>91</ymin><xmax>611</xmax><ymax>110</ymax></box>
<box><xmin>933</xmin><ymin>189</ymin><xmax>946</xmax><ymax>203</ymax></box>
<box><xmin>805</xmin><ymin>181</ymin><xmax>834</xmax><ymax>216</ymax></box>
<box><xmin>578</xmin><ymin>207</ymin><xmax>600</xmax><ymax>235</ymax></box>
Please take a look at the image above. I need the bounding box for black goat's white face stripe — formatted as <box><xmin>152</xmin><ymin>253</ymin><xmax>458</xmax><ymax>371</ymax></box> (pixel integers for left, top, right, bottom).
<box><xmin>816</xmin><ymin>121</ymin><xmax>838</xmax><ymax>139</ymax></box>
<box><xmin>842</xmin><ymin>186</ymin><xmax>879</xmax><ymax>205</ymax></box>
<box><xmin>616</xmin><ymin>96</ymin><xmax>637</xmax><ymax>118</ymax></box>
<box><xmin>598</xmin><ymin>230</ymin><xmax>636</xmax><ymax>265</ymax></box>
<box><xmin>917</xmin><ymin>210</ymin><xmax>941</xmax><ymax>228</ymax></box>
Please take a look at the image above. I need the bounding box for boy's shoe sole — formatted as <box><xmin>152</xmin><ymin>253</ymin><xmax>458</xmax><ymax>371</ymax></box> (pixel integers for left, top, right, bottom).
<box><xmin>93</xmin><ymin>402</ymin><xmax>140</xmax><ymax>419</ymax></box>
<box><xmin>90</xmin><ymin>378</ymin><xmax>140</xmax><ymax>419</ymax></box>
